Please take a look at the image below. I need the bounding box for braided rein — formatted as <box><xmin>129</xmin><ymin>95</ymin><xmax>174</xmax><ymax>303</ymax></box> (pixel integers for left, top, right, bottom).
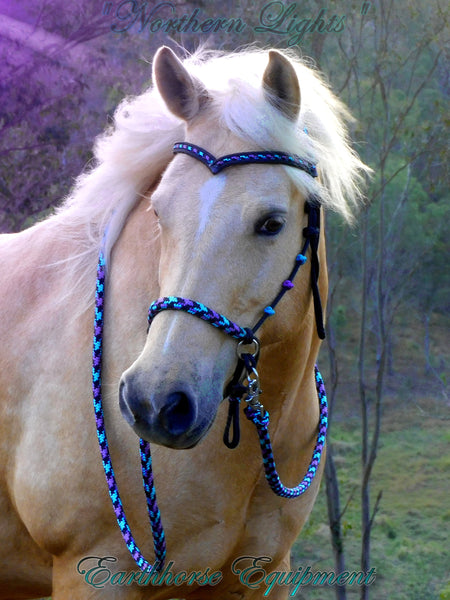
<box><xmin>93</xmin><ymin>253</ymin><xmax>166</xmax><ymax>572</ymax></box>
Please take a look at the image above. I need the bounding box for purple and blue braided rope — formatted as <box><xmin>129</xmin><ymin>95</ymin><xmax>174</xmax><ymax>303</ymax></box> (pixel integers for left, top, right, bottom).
<box><xmin>93</xmin><ymin>252</ymin><xmax>166</xmax><ymax>572</ymax></box>
<box><xmin>243</xmin><ymin>366</ymin><xmax>327</xmax><ymax>498</ymax></box>
<box><xmin>173</xmin><ymin>142</ymin><xmax>318</xmax><ymax>178</ymax></box>
<box><xmin>148</xmin><ymin>296</ymin><xmax>253</xmax><ymax>342</ymax></box>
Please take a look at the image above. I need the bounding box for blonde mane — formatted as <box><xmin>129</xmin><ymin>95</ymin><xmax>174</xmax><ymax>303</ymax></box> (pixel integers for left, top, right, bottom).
<box><xmin>46</xmin><ymin>47</ymin><xmax>369</xmax><ymax>294</ymax></box>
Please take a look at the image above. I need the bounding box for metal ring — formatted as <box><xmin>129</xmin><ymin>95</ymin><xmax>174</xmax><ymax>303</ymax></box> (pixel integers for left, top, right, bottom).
<box><xmin>236</xmin><ymin>337</ymin><xmax>260</xmax><ymax>360</ymax></box>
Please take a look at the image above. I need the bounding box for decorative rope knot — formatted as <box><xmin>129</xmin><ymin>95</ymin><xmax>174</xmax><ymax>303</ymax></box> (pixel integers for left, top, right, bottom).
<box><xmin>303</xmin><ymin>225</ymin><xmax>320</xmax><ymax>240</ymax></box>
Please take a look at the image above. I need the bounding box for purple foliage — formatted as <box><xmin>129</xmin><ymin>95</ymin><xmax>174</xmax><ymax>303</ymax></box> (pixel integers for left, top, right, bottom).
<box><xmin>0</xmin><ymin>0</ymin><xmax>153</xmax><ymax>232</ymax></box>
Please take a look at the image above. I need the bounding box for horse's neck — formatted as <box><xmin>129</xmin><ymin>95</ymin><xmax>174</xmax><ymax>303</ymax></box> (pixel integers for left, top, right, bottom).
<box><xmin>0</xmin><ymin>221</ymin><xmax>82</xmax><ymax>329</ymax></box>
<box><xmin>101</xmin><ymin>198</ymin><xmax>161</xmax><ymax>377</ymax></box>
<box><xmin>0</xmin><ymin>196</ymin><xmax>158</xmax><ymax>391</ymax></box>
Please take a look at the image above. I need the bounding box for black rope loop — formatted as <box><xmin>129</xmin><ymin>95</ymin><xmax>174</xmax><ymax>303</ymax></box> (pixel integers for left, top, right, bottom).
<box><xmin>223</xmin><ymin>350</ymin><xmax>260</xmax><ymax>449</ymax></box>
<box><xmin>303</xmin><ymin>203</ymin><xmax>326</xmax><ymax>340</ymax></box>
<box><xmin>223</xmin><ymin>395</ymin><xmax>242</xmax><ymax>449</ymax></box>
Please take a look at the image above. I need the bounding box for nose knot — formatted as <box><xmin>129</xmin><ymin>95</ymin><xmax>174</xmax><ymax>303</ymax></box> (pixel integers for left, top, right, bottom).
<box><xmin>160</xmin><ymin>392</ymin><xmax>196</xmax><ymax>437</ymax></box>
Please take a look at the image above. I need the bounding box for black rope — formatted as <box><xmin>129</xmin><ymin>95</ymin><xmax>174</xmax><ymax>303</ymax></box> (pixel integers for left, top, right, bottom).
<box><xmin>223</xmin><ymin>397</ymin><xmax>242</xmax><ymax>449</ymax></box>
<box><xmin>223</xmin><ymin>359</ymin><xmax>246</xmax><ymax>449</ymax></box>
<box><xmin>223</xmin><ymin>352</ymin><xmax>259</xmax><ymax>449</ymax></box>
<box><xmin>303</xmin><ymin>201</ymin><xmax>326</xmax><ymax>340</ymax></box>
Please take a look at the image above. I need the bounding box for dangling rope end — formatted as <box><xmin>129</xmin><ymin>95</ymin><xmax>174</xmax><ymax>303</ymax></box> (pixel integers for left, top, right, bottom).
<box><xmin>223</xmin><ymin>396</ymin><xmax>242</xmax><ymax>449</ymax></box>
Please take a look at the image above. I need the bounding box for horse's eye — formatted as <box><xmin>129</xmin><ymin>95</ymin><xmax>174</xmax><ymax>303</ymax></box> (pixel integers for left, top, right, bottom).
<box><xmin>255</xmin><ymin>214</ymin><xmax>286</xmax><ymax>236</ymax></box>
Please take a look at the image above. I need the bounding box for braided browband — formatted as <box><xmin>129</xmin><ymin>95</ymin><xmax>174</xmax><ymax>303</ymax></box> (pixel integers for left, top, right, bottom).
<box><xmin>173</xmin><ymin>142</ymin><xmax>318</xmax><ymax>178</ymax></box>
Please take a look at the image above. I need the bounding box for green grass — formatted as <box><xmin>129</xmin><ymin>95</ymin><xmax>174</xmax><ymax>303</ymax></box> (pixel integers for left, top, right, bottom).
<box><xmin>291</xmin><ymin>398</ymin><xmax>449</xmax><ymax>600</ymax></box>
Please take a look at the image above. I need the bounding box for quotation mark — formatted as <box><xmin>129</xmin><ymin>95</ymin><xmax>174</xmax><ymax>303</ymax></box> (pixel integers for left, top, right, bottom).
<box><xmin>103</xmin><ymin>1</ymin><xmax>113</xmax><ymax>16</ymax></box>
<box><xmin>361</xmin><ymin>1</ymin><xmax>371</xmax><ymax>15</ymax></box>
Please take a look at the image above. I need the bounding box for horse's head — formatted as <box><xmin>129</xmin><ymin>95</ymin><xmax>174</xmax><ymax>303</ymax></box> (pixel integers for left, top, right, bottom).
<box><xmin>119</xmin><ymin>47</ymin><xmax>325</xmax><ymax>449</ymax></box>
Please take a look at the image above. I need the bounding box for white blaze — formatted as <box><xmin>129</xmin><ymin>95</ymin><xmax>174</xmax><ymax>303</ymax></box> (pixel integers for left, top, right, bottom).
<box><xmin>196</xmin><ymin>174</ymin><xmax>227</xmax><ymax>241</ymax></box>
<box><xmin>161</xmin><ymin>173</ymin><xmax>227</xmax><ymax>356</ymax></box>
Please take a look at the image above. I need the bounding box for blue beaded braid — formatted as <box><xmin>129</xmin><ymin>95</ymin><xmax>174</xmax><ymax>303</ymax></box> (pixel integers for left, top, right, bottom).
<box><xmin>243</xmin><ymin>366</ymin><xmax>327</xmax><ymax>497</ymax></box>
<box><xmin>93</xmin><ymin>252</ymin><xmax>166</xmax><ymax>572</ymax></box>
<box><xmin>148</xmin><ymin>296</ymin><xmax>253</xmax><ymax>343</ymax></box>
<box><xmin>173</xmin><ymin>142</ymin><xmax>318</xmax><ymax>178</ymax></box>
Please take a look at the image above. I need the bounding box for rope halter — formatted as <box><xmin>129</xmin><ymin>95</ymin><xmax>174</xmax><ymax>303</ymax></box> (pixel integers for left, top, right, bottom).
<box><xmin>92</xmin><ymin>141</ymin><xmax>328</xmax><ymax>575</ymax></box>
<box><xmin>148</xmin><ymin>141</ymin><xmax>327</xmax><ymax>481</ymax></box>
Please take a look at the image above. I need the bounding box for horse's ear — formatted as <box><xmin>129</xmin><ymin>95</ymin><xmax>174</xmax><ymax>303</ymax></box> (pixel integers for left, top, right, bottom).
<box><xmin>262</xmin><ymin>50</ymin><xmax>301</xmax><ymax>121</ymax></box>
<box><xmin>153</xmin><ymin>46</ymin><xmax>207</xmax><ymax>121</ymax></box>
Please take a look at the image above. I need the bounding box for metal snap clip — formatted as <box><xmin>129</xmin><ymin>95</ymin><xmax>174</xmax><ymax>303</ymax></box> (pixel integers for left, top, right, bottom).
<box><xmin>244</xmin><ymin>366</ymin><xmax>264</xmax><ymax>412</ymax></box>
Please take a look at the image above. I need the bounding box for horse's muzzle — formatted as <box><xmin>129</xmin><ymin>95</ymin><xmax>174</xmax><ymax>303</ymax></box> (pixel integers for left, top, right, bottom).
<box><xmin>119</xmin><ymin>376</ymin><xmax>214</xmax><ymax>449</ymax></box>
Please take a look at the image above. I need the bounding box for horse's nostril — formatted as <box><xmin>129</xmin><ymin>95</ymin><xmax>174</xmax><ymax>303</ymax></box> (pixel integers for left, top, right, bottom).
<box><xmin>160</xmin><ymin>392</ymin><xmax>196</xmax><ymax>437</ymax></box>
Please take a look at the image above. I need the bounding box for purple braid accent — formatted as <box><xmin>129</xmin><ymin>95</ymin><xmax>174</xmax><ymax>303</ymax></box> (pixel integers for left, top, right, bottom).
<box><xmin>243</xmin><ymin>365</ymin><xmax>328</xmax><ymax>498</ymax></box>
<box><xmin>93</xmin><ymin>252</ymin><xmax>166</xmax><ymax>572</ymax></box>
<box><xmin>173</xmin><ymin>142</ymin><xmax>318</xmax><ymax>178</ymax></box>
<box><xmin>148</xmin><ymin>296</ymin><xmax>254</xmax><ymax>343</ymax></box>
<box><xmin>139</xmin><ymin>439</ymin><xmax>166</xmax><ymax>561</ymax></box>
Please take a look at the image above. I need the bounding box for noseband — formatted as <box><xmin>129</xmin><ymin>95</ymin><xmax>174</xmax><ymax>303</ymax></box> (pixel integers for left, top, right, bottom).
<box><xmin>92</xmin><ymin>142</ymin><xmax>328</xmax><ymax>574</ymax></box>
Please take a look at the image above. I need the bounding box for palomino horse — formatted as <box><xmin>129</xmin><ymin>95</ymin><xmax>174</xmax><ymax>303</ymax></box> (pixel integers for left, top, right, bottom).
<box><xmin>0</xmin><ymin>47</ymin><xmax>367</xmax><ymax>598</ymax></box>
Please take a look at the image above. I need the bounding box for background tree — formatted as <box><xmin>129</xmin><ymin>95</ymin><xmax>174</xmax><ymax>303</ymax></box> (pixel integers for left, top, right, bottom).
<box><xmin>317</xmin><ymin>2</ymin><xmax>448</xmax><ymax>598</ymax></box>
